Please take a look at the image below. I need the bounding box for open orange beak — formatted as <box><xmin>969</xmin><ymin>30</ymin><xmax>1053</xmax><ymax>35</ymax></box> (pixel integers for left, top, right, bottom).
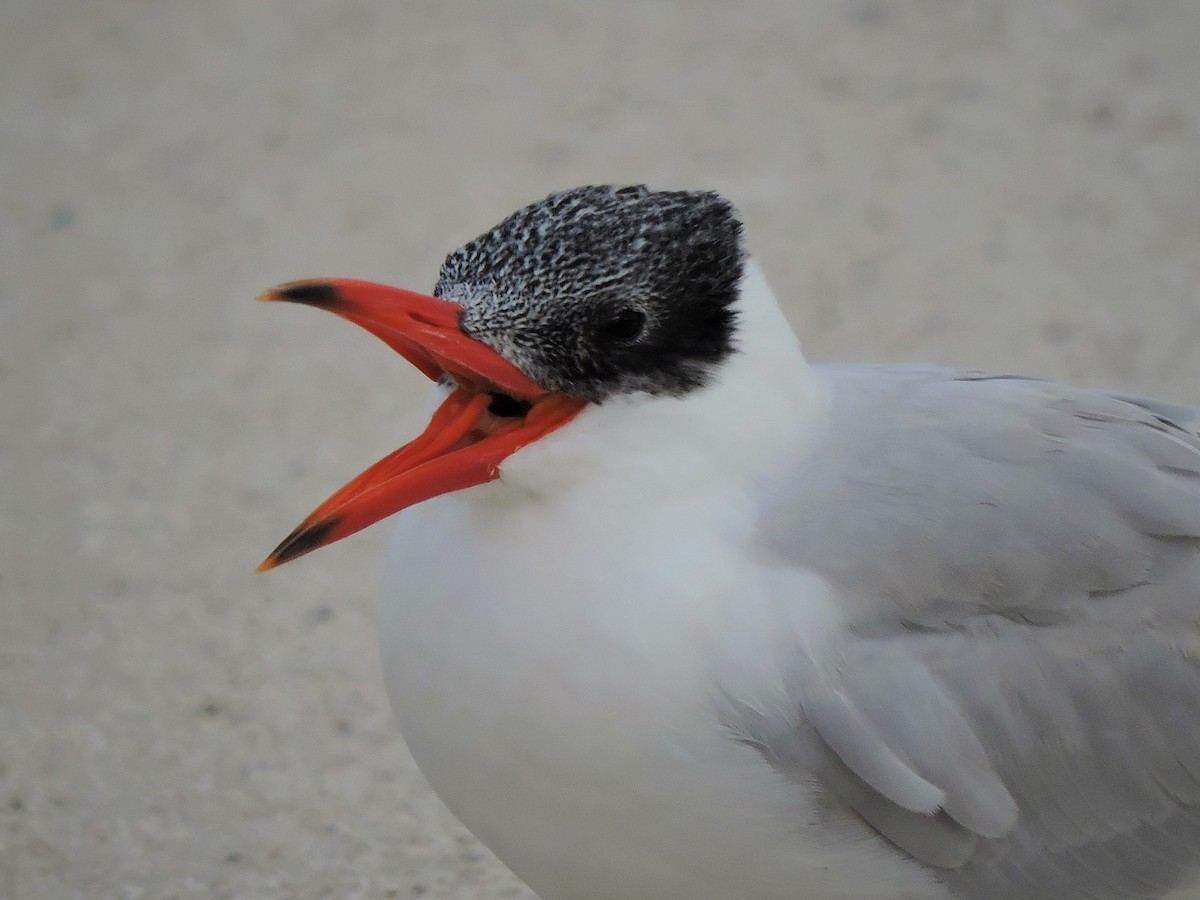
<box><xmin>257</xmin><ymin>279</ymin><xmax>587</xmax><ymax>571</ymax></box>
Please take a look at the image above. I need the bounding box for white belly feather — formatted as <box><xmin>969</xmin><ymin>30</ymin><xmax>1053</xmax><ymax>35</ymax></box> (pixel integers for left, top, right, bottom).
<box><xmin>378</xmin><ymin>481</ymin><xmax>945</xmax><ymax>900</ymax></box>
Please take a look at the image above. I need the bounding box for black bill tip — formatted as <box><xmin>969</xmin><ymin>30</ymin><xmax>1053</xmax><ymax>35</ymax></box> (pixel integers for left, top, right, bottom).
<box><xmin>257</xmin><ymin>515</ymin><xmax>342</xmax><ymax>572</ymax></box>
<box><xmin>258</xmin><ymin>281</ymin><xmax>345</xmax><ymax>311</ymax></box>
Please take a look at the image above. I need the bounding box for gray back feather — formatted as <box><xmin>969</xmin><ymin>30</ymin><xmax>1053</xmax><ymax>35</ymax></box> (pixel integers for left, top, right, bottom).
<box><xmin>734</xmin><ymin>365</ymin><xmax>1200</xmax><ymax>900</ymax></box>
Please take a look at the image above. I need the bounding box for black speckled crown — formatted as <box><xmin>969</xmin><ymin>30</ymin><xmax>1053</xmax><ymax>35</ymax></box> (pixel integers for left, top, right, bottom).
<box><xmin>435</xmin><ymin>185</ymin><xmax>746</xmax><ymax>402</ymax></box>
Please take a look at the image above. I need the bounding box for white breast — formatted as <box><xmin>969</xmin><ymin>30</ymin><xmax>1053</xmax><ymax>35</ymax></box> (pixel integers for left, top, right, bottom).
<box><xmin>379</xmin><ymin>490</ymin><xmax>927</xmax><ymax>899</ymax></box>
<box><xmin>375</xmin><ymin>265</ymin><xmax>950</xmax><ymax>899</ymax></box>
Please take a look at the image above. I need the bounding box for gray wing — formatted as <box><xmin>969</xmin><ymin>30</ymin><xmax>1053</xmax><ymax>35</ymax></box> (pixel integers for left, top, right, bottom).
<box><xmin>739</xmin><ymin>364</ymin><xmax>1200</xmax><ymax>900</ymax></box>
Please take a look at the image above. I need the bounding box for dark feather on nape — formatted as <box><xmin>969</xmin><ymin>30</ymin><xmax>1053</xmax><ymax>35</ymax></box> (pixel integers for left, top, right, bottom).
<box><xmin>436</xmin><ymin>185</ymin><xmax>746</xmax><ymax>402</ymax></box>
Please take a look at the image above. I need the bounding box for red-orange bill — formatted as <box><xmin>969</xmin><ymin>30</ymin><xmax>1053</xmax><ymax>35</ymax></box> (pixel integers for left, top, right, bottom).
<box><xmin>258</xmin><ymin>280</ymin><xmax>586</xmax><ymax>570</ymax></box>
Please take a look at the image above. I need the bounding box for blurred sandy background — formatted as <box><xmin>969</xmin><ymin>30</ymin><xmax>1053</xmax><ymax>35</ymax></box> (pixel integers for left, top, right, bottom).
<box><xmin>4</xmin><ymin>1</ymin><xmax>1199</xmax><ymax>897</ymax></box>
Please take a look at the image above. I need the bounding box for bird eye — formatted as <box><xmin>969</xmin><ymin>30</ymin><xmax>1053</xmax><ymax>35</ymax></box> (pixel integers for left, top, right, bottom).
<box><xmin>600</xmin><ymin>306</ymin><xmax>646</xmax><ymax>342</ymax></box>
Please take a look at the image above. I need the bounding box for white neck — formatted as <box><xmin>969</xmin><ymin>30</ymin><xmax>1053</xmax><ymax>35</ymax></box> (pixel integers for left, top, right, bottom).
<box><xmin>380</xmin><ymin>262</ymin><xmax>845</xmax><ymax>900</ymax></box>
<box><xmin>498</xmin><ymin>261</ymin><xmax>823</xmax><ymax>507</ymax></box>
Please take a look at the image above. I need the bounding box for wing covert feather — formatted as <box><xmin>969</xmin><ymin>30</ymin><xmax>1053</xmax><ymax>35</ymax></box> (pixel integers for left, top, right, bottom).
<box><xmin>739</xmin><ymin>365</ymin><xmax>1200</xmax><ymax>899</ymax></box>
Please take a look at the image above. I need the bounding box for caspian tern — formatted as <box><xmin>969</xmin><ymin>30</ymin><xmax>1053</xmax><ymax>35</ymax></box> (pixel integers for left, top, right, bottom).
<box><xmin>260</xmin><ymin>185</ymin><xmax>1200</xmax><ymax>900</ymax></box>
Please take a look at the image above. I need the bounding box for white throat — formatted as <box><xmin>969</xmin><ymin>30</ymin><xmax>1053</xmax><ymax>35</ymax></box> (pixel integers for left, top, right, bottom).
<box><xmin>497</xmin><ymin>260</ymin><xmax>823</xmax><ymax>507</ymax></box>
<box><xmin>379</xmin><ymin>262</ymin><xmax>848</xmax><ymax>900</ymax></box>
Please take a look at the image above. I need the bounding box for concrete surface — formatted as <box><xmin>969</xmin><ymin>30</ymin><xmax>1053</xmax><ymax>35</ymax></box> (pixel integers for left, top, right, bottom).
<box><xmin>4</xmin><ymin>1</ymin><xmax>1199</xmax><ymax>897</ymax></box>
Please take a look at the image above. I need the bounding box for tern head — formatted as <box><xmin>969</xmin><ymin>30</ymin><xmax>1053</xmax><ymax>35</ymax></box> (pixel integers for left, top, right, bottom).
<box><xmin>259</xmin><ymin>185</ymin><xmax>750</xmax><ymax>570</ymax></box>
